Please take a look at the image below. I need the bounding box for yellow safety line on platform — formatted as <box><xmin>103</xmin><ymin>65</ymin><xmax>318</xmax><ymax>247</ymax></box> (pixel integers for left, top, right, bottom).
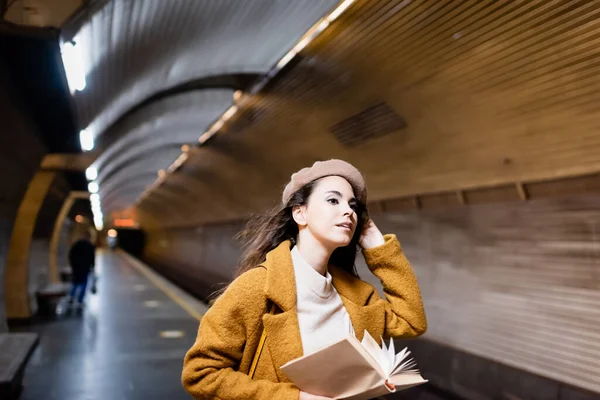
<box><xmin>117</xmin><ymin>250</ymin><xmax>204</xmax><ymax>321</ymax></box>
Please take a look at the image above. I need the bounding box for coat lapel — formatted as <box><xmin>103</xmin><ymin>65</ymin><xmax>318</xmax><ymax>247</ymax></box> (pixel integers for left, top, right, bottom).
<box><xmin>260</xmin><ymin>241</ymin><xmax>385</xmax><ymax>382</ymax></box>
<box><xmin>262</xmin><ymin>241</ymin><xmax>303</xmax><ymax>382</ymax></box>
<box><xmin>263</xmin><ymin>310</ymin><xmax>303</xmax><ymax>382</ymax></box>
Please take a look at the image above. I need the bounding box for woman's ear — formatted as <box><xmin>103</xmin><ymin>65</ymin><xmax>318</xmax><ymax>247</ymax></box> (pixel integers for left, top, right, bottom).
<box><xmin>292</xmin><ymin>205</ymin><xmax>308</xmax><ymax>226</ymax></box>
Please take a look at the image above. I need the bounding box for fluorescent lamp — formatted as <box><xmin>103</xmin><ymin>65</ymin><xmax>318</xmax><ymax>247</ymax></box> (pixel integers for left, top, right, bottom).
<box><xmin>61</xmin><ymin>40</ymin><xmax>86</xmax><ymax>92</ymax></box>
<box><xmin>80</xmin><ymin>129</ymin><xmax>94</xmax><ymax>151</ymax></box>
<box><xmin>88</xmin><ymin>181</ymin><xmax>99</xmax><ymax>193</ymax></box>
<box><xmin>276</xmin><ymin>51</ymin><xmax>297</xmax><ymax>70</ymax></box>
<box><xmin>85</xmin><ymin>166</ymin><xmax>97</xmax><ymax>180</ymax></box>
<box><xmin>328</xmin><ymin>0</ymin><xmax>355</xmax><ymax>21</ymax></box>
<box><xmin>222</xmin><ymin>105</ymin><xmax>238</xmax><ymax>121</ymax></box>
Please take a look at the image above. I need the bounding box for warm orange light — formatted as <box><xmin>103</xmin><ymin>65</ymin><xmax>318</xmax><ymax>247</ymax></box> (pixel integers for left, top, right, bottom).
<box><xmin>75</xmin><ymin>215</ymin><xmax>84</xmax><ymax>223</ymax></box>
<box><xmin>107</xmin><ymin>229</ymin><xmax>117</xmax><ymax>238</ymax></box>
<box><xmin>158</xmin><ymin>169</ymin><xmax>166</xmax><ymax>178</ymax></box>
<box><xmin>114</xmin><ymin>218</ymin><xmax>136</xmax><ymax>227</ymax></box>
<box><xmin>181</xmin><ymin>144</ymin><xmax>190</xmax><ymax>152</ymax></box>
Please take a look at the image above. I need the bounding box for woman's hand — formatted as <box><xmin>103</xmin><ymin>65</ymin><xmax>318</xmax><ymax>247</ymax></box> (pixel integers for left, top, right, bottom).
<box><xmin>359</xmin><ymin>218</ymin><xmax>385</xmax><ymax>250</ymax></box>
<box><xmin>299</xmin><ymin>391</ymin><xmax>335</xmax><ymax>400</ymax></box>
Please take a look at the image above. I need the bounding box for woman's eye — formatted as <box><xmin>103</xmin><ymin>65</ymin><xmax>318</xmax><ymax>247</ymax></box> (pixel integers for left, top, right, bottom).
<box><xmin>350</xmin><ymin>203</ymin><xmax>358</xmax><ymax>211</ymax></box>
<box><xmin>327</xmin><ymin>198</ymin><xmax>339</xmax><ymax>205</ymax></box>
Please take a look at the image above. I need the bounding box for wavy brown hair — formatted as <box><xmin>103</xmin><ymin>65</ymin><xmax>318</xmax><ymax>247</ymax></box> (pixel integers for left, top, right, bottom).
<box><xmin>209</xmin><ymin>178</ymin><xmax>367</xmax><ymax>302</ymax></box>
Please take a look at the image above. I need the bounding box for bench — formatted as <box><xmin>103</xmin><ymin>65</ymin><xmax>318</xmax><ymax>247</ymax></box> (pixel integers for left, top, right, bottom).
<box><xmin>59</xmin><ymin>266</ymin><xmax>72</xmax><ymax>282</ymax></box>
<box><xmin>35</xmin><ymin>283</ymin><xmax>71</xmax><ymax>316</ymax></box>
<box><xmin>0</xmin><ymin>333</ymin><xmax>39</xmax><ymax>400</ymax></box>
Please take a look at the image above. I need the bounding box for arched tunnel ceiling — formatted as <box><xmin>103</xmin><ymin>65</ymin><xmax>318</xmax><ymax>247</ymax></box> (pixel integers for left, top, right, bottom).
<box><xmin>93</xmin><ymin>89</ymin><xmax>235</xmax><ymax>213</ymax></box>
<box><xmin>62</xmin><ymin>0</ymin><xmax>340</xmax><ymax>218</ymax></box>
<box><xmin>136</xmin><ymin>0</ymin><xmax>600</xmax><ymax>229</ymax></box>
<box><xmin>68</xmin><ymin>0</ymin><xmax>338</xmax><ymax>140</ymax></box>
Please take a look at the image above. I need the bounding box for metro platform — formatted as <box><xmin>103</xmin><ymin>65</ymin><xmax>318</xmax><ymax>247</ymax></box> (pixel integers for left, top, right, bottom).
<box><xmin>12</xmin><ymin>249</ymin><xmax>207</xmax><ymax>400</ymax></box>
<box><xmin>10</xmin><ymin>249</ymin><xmax>454</xmax><ymax>400</ymax></box>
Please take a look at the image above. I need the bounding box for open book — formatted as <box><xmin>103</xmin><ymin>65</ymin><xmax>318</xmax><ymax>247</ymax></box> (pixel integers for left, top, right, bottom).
<box><xmin>280</xmin><ymin>330</ymin><xmax>427</xmax><ymax>400</ymax></box>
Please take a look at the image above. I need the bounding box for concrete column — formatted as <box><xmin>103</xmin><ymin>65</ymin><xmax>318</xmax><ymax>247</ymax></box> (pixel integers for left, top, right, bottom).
<box><xmin>4</xmin><ymin>170</ymin><xmax>56</xmax><ymax>319</ymax></box>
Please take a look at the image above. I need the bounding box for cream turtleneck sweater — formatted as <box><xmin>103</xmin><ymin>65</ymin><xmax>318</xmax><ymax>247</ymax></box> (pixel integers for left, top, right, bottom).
<box><xmin>291</xmin><ymin>246</ymin><xmax>352</xmax><ymax>355</ymax></box>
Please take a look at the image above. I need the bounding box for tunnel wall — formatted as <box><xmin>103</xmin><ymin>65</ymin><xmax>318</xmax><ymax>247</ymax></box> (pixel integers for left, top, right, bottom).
<box><xmin>144</xmin><ymin>222</ymin><xmax>244</xmax><ymax>300</ymax></box>
<box><xmin>144</xmin><ymin>193</ymin><xmax>600</xmax><ymax>397</ymax></box>
<box><xmin>0</xmin><ymin>60</ymin><xmax>48</xmax><ymax>330</ymax></box>
<box><xmin>373</xmin><ymin>195</ymin><xmax>600</xmax><ymax>396</ymax></box>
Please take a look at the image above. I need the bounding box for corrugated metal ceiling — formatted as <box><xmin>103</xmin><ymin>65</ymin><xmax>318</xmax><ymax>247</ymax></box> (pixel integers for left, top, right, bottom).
<box><xmin>139</xmin><ymin>0</ymin><xmax>600</xmax><ymax>226</ymax></box>
<box><xmin>62</xmin><ymin>0</ymin><xmax>339</xmax><ymax>214</ymax></box>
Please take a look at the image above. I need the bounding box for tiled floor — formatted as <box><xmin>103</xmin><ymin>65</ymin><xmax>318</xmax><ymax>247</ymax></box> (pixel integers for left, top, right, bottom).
<box><xmin>17</xmin><ymin>249</ymin><xmax>203</xmax><ymax>400</ymax></box>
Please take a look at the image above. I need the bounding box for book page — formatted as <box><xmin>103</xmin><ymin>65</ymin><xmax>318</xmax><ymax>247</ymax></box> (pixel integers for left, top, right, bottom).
<box><xmin>386</xmin><ymin>337</ymin><xmax>396</xmax><ymax>373</ymax></box>
<box><xmin>281</xmin><ymin>336</ymin><xmax>383</xmax><ymax>399</ymax></box>
<box><xmin>360</xmin><ymin>331</ymin><xmax>389</xmax><ymax>376</ymax></box>
<box><xmin>391</xmin><ymin>348</ymin><xmax>416</xmax><ymax>375</ymax></box>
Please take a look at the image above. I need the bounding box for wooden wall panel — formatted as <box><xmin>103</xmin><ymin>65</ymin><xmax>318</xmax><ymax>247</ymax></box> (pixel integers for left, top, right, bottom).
<box><xmin>375</xmin><ymin>195</ymin><xmax>600</xmax><ymax>395</ymax></box>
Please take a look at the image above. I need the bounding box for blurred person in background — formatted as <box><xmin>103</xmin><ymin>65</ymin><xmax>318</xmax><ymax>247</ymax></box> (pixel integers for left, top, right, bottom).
<box><xmin>67</xmin><ymin>230</ymin><xmax>96</xmax><ymax>308</ymax></box>
<box><xmin>182</xmin><ymin>159</ymin><xmax>427</xmax><ymax>400</ymax></box>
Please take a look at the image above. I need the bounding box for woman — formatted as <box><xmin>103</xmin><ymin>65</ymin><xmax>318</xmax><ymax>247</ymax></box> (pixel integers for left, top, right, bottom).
<box><xmin>182</xmin><ymin>159</ymin><xmax>427</xmax><ymax>400</ymax></box>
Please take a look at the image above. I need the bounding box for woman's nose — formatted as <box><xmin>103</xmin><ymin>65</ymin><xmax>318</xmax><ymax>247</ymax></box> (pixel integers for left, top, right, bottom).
<box><xmin>342</xmin><ymin>203</ymin><xmax>353</xmax><ymax>215</ymax></box>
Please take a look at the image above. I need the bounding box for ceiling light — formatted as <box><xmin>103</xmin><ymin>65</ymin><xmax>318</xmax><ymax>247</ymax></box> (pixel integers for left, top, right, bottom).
<box><xmin>88</xmin><ymin>181</ymin><xmax>99</xmax><ymax>193</ymax></box>
<box><xmin>328</xmin><ymin>0</ymin><xmax>355</xmax><ymax>21</ymax></box>
<box><xmin>167</xmin><ymin>153</ymin><xmax>188</xmax><ymax>174</ymax></box>
<box><xmin>80</xmin><ymin>129</ymin><xmax>94</xmax><ymax>151</ymax></box>
<box><xmin>85</xmin><ymin>166</ymin><xmax>97</xmax><ymax>180</ymax></box>
<box><xmin>276</xmin><ymin>51</ymin><xmax>297</xmax><ymax>70</ymax></box>
<box><xmin>93</xmin><ymin>215</ymin><xmax>103</xmax><ymax>231</ymax></box>
<box><xmin>61</xmin><ymin>40</ymin><xmax>86</xmax><ymax>92</ymax></box>
<box><xmin>222</xmin><ymin>105</ymin><xmax>238</xmax><ymax>121</ymax></box>
<box><xmin>107</xmin><ymin>229</ymin><xmax>117</xmax><ymax>238</ymax></box>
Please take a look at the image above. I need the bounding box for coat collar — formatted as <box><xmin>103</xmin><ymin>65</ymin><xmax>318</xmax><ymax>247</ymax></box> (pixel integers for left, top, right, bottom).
<box><xmin>262</xmin><ymin>240</ymin><xmax>377</xmax><ymax>311</ymax></box>
<box><xmin>260</xmin><ymin>240</ymin><xmax>384</xmax><ymax>381</ymax></box>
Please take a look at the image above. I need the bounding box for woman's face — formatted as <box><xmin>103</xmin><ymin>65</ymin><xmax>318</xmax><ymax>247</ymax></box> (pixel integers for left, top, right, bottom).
<box><xmin>295</xmin><ymin>175</ymin><xmax>359</xmax><ymax>249</ymax></box>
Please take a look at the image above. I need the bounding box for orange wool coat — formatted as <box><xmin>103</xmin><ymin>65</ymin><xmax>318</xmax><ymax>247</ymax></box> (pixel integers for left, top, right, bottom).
<box><xmin>182</xmin><ymin>234</ymin><xmax>427</xmax><ymax>400</ymax></box>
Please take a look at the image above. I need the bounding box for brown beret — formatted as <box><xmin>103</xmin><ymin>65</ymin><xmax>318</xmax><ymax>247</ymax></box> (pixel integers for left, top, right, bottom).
<box><xmin>282</xmin><ymin>159</ymin><xmax>367</xmax><ymax>206</ymax></box>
